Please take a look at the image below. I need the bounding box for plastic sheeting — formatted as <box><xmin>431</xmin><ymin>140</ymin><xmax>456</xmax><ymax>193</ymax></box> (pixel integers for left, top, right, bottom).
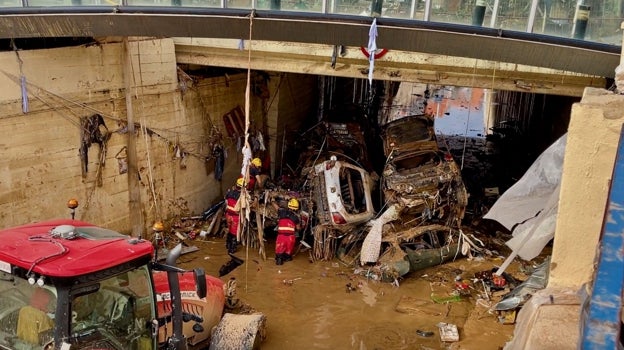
<box><xmin>360</xmin><ymin>203</ymin><xmax>401</xmax><ymax>264</ymax></box>
<box><xmin>484</xmin><ymin>134</ymin><xmax>566</xmax><ymax>261</ymax></box>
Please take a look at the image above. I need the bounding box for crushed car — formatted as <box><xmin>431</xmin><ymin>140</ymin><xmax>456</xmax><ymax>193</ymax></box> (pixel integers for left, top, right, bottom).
<box><xmin>355</xmin><ymin>114</ymin><xmax>471</xmax><ymax>280</ymax></box>
<box><xmin>381</xmin><ymin>114</ymin><xmax>467</xmax><ymax>222</ymax></box>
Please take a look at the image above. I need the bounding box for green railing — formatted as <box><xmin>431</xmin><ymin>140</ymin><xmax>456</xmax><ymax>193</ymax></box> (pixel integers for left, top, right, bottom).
<box><xmin>2</xmin><ymin>0</ymin><xmax>621</xmax><ymax>46</ymax></box>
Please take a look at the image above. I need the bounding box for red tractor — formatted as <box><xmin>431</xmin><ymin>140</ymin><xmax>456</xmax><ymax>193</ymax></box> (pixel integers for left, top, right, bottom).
<box><xmin>0</xmin><ymin>218</ymin><xmax>265</xmax><ymax>350</ymax></box>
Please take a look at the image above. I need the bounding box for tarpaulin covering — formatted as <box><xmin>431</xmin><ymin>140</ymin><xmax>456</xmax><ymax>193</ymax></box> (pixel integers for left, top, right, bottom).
<box><xmin>484</xmin><ymin>134</ymin><xmax>566</xmax><ymax>260</ymax></box>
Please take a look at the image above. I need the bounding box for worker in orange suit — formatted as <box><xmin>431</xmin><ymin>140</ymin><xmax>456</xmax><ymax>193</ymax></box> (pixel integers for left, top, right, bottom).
<box><xmin>272</xmin><ymin>198</ymin><xmax>301</xmax><ymax>265</ymax></box>
<box><xmin>224</xmin><ymin>177</ymin><xmax>244</xmax><ymax>254</ymax></box>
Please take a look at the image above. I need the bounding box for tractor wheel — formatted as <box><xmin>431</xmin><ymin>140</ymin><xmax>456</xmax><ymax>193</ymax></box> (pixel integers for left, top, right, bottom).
<box><xmin>209</xmin><ymin>313</ymin><xmax>266</xmax><ymax>350</ymax></box>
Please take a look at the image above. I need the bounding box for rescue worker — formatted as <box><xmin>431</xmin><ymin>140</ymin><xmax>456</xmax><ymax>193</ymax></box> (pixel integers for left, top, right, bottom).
<box><xmin>246</xmin><ymin>157</ymin><xmax>263</xmax><ymax>191</ymax></box>
<box><xmin>224</xmin><ymin>178</ymin><xmax>243</xmax><ymax>254</ymax></box>
<box><xmin>272</xmin><ymin>198</ymin><xmax>301</xmax><ymax>265</ymax></box>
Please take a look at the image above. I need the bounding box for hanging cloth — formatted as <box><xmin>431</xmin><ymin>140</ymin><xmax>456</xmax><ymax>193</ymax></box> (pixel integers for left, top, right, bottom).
<box><xmin>367</xmin><ymin>18</ymin><xmax>378</xmax><ymax>86</ymax></box>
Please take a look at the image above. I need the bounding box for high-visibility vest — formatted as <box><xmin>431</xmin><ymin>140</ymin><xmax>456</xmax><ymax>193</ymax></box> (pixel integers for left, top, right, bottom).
<box><xmin>225</xmin><ymin>193</ymin><xmax>240</xmax><ymax>216</ymax></box>
<box><xmin>277</xmin><ymin>217</ymin><xmax>296</xmax><ymax>235</ymax></box>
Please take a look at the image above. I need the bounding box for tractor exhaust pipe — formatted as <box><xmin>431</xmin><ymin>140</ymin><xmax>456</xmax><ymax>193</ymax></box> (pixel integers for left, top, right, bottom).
<box><xmin>165</xmin><ymin>244</ymin><xmax>187</xmax><ymax>350</ymax></box>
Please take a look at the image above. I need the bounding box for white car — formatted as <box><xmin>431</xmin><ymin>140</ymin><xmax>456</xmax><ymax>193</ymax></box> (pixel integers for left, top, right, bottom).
<box><xmin>309</xmin><ymin>156</ymin><xmax>375</xmax><ymax>227</ymax></box>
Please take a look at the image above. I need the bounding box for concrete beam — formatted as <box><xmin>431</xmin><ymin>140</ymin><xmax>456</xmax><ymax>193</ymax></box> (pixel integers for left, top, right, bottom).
<box><xmin>174</xmin><ymin>39</ymin><xmax>606</xmax><ymax>97</ymax></box>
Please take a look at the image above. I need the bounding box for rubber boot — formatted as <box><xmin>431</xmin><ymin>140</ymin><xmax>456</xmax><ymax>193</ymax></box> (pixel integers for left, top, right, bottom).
<box><xmin>283</xmin><ymin>254</ymin><xmax>292</xmax><ymax>262</ymax></box>
<box><xmin>275</xmin><ymin>254</ymin><xmax>283</xmax><ymax>265</ymax></box>
<box><xmin>226</xmin><ymin>235</ymin><xmax>237</xmax><ymax>254</ymax></box>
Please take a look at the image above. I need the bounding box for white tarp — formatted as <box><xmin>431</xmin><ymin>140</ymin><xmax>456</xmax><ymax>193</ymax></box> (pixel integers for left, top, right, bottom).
<box><xmin>360</xmin><ymin>203</ymin><xmax>401</xmax><ymax>264</ymax></box>
<box><xmin>484</xmin><ymin>134</ymin><xmax>567</xmax><ymax>261</ymax></box>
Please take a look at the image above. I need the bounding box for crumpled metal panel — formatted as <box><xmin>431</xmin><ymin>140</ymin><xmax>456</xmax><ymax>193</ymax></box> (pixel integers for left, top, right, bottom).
<box><xmin>382</xmin><ymin>114</ymin><xmax>467</xmax><ymax>224</ymax></box>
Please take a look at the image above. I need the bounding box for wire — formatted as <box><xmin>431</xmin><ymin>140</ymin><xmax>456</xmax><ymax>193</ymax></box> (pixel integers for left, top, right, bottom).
<box><xmin>460</xmin><ymin>59</ymin><xmax>479</xmax><ymax>170</ymax></box>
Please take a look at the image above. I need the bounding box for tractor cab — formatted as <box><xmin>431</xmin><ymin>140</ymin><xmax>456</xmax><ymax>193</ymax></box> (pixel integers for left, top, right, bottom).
<box><xmin>0</xmin><ymin>220</ymin><xmax>206</xmax><ymax>350</ymax></box>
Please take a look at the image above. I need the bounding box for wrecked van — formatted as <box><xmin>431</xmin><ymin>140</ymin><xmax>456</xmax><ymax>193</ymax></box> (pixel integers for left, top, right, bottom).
<box><xmin>381</xmin><ymin>114</ymin><xmax>468</xmax><ymax>225</ymax></box>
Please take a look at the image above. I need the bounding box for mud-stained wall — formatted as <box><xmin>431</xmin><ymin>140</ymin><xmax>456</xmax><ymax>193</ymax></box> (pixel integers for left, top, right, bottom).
<box><xmin>0</xmin><ymin>38</ymin><xmax>264</xmax><ymax>234</ymax></box>
<box><xmin>269</xmin><ymin>73</ymin><xmax>318</xmax><ymax>178</ymax></box>
<box><xmin>549</xmin><ymin>88</ymin><xmax>624</xmax><ymax>288</ymax></box>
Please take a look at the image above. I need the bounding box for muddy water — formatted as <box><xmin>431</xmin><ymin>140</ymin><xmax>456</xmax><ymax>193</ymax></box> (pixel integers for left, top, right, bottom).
<box><xmin>179</xmin><ymin>238</ymin><xmax>516</xmax><ymax>350</ymax></box>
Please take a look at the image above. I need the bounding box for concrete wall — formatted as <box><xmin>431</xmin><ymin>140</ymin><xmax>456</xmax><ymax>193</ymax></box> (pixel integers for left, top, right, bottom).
<box><xmin>269</xmin><ymin>73</ymin><xmax>318</xmax><ymax>178</ymax></box>
<box><xmin>0</xmin><ymin>38</ymin><xmax>265</xmax><ymax>235</ymax></box>
<box><xmin>549</xmin><ymin>87</ymin><xmax>624</xmax><ymax>288</ymax></box>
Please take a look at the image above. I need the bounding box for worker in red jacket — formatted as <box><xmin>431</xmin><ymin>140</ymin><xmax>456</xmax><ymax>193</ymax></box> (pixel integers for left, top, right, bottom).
<box><xmin>224</xmin><ymin>177</ymin><xmax>244</xmax><ymax>254</ymax></box>
<box><xmin>273</xmin><ymin>198</ymin><xmax>301</xmax><ymax>265</ymax></box>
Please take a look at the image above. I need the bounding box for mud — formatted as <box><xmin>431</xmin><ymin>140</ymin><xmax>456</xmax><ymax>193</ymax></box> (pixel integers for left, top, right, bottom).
<box><xmin>178</xmin><ymin>233</ymin><xmax>530</xmax><ymax>350</ymax></box>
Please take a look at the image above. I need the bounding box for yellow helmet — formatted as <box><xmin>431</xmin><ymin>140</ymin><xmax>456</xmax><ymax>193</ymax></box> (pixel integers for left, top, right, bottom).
<box><xmin>236</xmin><ymin>177</ymin><xmax>244</xmax><ymax>188</ymax></box>
<box><xmin>67</xmin><ymin>198</ymin><xmax>79</xmax><ymax>209</ymax></box>
<box><xmin>288</xmin><ymin>198</ymin><xmax>300</xmax><ymax>210</ymax></box>
<box><xmin>251</xmin><ymin>158</ymin><xmax>262</xmax><ymax>167</ymax></box>
<box><xmin>152</xmin><ymin>221</ymin><xmax>165</xmax><ymax>232</ymax></box>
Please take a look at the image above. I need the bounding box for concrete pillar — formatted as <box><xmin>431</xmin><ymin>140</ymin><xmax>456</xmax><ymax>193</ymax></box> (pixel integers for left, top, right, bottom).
<box><xmin>270</xmin><ymin>0</ymin><xmax>281</xmax><ymax>10</ymax></box>
<box><xmin>572</xmin><ymin>4</ymin><xmax>591</xmax><ymax>39</ymax></box>
<box><xmin>371</xmin><ymin>0</ymin><xmax>383</xmax><ymax>17</ymax></box>
<box><xmin>472</xmin><ymin>0</ymin><xmax>487</xmax><ymax>26</ymax></box>
<box><xmin>549</xmin><ymin>88</ymin><xmax>624</xmax><ymax>288</ymax></box>
<box><xmin>122</xmin><ymin>38</ymin><xmax>145</xmax><ymax>238</ymax></box>
<box><xmin>504</xmin><ymin>87</ymin><xmax>624</xmax><ymax>350</ymax></box>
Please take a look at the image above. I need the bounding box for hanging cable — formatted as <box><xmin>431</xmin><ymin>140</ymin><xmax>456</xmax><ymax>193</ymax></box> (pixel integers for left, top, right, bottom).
<box><xmin>460</xmin><ymin>59</ymin><xmax>479</xmax><ymax>170</ymax></box>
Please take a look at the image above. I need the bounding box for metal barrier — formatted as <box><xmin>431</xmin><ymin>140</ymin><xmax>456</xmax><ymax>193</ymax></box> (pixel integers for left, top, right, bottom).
<box><xmin>1</xmin><ymin>0</ymin><xmax>623</xmax><ymax>47</ymax></box>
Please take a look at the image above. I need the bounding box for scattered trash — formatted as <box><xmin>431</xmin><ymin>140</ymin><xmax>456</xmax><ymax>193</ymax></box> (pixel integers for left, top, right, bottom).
<box><xmin>282</xmin><ymin>278</ymin><xmax>302</xmax><ymax>286</ymax></box>
<box><xmin>495</xmin><ymin>258</ymin><xmax>550</xmax><ymax>311</ymax></box>
<box><xmin>345</xmin><ymin>283</ymin><xmax>357</xmax><ymax>293</ymax></box>
<box><xmin>484</xmin><ymin>187</ymin><xmax>499</xmax><ymax>196</ymax></box>
<box><xmin>437</xmin><ymin>322</ymin><xmax>459</xmax><ymax>342</ymax></box>
<box><xmin>497</xmin><ymin>309</ymin><xmax>517</xmax><ymax>324</ymax></box>
<box><xmin>416</xmin><ymin>329</ymin><xmax>434</xmax><ymax>337</ymax></box>
<box><xmin>431</xmin><ymin>293</ymin><xmax>462</xmax><ymax>304</ymax></box>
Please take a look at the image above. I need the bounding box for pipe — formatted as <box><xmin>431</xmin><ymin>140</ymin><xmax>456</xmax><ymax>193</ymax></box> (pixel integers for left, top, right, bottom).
<box><xmin>472</xmin><ymin>0</ymin><xmax>486</xmax><ymax>26</ymax></box>
<box><xmin>165</xmin><ymin>244</ymin><xmax>187</xmax><ymax>350</ymax></box>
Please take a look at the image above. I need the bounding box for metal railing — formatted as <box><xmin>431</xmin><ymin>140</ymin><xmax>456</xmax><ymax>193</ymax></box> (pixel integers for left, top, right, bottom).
<box><xmin>2</xmin><ymin>0</ymin><xmax>622</xmax><ymax>46</ymax></box>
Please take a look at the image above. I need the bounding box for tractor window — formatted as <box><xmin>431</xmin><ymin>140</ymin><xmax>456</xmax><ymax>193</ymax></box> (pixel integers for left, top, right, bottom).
<box><xmin>0</xmin><ymin>273</ymin><xmax>57</xmax><ymax>349</ymax></box>
<box><xmin>70</xmin><ymin>266</ymin><xmax>156</xmax><ymax>350</ymax></box>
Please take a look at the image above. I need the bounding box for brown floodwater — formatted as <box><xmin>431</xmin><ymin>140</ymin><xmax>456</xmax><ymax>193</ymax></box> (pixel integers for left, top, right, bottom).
<box><xmin>178</xmin><ymin>237</ymin><xmax>518</xmax><ymax>350</ymax></box>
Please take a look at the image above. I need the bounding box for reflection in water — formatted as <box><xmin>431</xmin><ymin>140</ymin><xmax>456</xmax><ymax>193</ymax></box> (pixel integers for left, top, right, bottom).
<box><xmin>312</xmin><ymin>304</ymin><xmax>332</xmax><ymax>343</ymax></box>
<box><xmin>358</xmin><ymin>282</ymin><xmax>377</xmax><ymax>307</ymax></box>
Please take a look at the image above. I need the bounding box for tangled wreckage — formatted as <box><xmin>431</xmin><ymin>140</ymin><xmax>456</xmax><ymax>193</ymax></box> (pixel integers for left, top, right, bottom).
<box><xmin>175</xmin><ymin>112</ymin><xmax>473</xmax><ymax>282</ymax></box>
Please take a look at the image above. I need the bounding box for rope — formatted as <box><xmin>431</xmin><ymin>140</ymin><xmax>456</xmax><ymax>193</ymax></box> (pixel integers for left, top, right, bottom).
<box><xmin>133</xmin><ymin>38</ymin><xmax>162</xmax><ymax>222</ymax></box>
<box><xmin>242</xmin><ymin>10</ymin><xmax>255</xmax><ymax>292</ymax></box>
<box><xmin>142</xmin><ymin>118</ymin><xmax>161</xmax><ymax>219</ymax></box>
